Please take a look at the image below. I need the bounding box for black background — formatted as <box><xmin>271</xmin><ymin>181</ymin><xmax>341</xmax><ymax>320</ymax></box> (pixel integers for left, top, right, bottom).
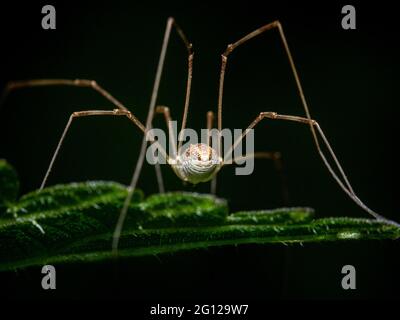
<box><xmin>0</xmin><ymin>0</ymin><xmax>399</xmax><ymax>301</ymax></box>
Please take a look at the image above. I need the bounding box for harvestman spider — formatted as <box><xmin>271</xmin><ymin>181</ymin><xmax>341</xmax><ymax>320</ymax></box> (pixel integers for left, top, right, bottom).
<box><xmin>1</xmin><ymin>18</ymin><xmax>398</xmax><ymax>254</ymax></box>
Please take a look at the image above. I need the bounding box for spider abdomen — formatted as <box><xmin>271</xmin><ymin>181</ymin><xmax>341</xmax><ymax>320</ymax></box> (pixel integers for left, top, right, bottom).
<box><xmin>171</xmin><ymin>143</ymin><xmax>222</xmax><ymax>184</ymax></box>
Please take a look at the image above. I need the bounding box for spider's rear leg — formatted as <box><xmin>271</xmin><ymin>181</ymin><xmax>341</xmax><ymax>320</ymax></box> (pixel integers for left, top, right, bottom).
<box><xmin>1</xmin><ymin>79</ymin><xmax>130</xmax><ymax>113</ymax></box>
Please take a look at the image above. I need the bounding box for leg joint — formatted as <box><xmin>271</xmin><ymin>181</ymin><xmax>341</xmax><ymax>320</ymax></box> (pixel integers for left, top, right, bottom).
<box><xmin>259</xmin><ymin>112</ymin><xmax>278</xmax><ymax>119</ymax></box>
<box><xmin>113</xmin><ymin>109</ymin><xmax>129</xmax><ymax>115</ymax></box>
<box><xmin>224</xmin><ymin>44</ymin><xmax>234</xmax><ymax>56</ymax></box>
<box><xmin>155</xmin><ymin>105</ymin><xmax>170</xmax><ymax>114</ymax></box>
<box><xmin>272</xmin><ymin>20</ymin><xmax>281</xmax><ymax>28</ymax></box>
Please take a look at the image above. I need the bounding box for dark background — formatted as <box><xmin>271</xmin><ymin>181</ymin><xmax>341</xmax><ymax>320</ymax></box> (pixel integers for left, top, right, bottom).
<box><xmin>0</xmin><ymin>0</ymin><xmax>399</xmax><ymax>301</ymax></box>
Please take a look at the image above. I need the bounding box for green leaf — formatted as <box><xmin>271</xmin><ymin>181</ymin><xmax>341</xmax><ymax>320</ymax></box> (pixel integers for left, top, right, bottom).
<box><xmin>227</xmin><ymin>208</ymin><xmax>315</xmax><ymax>225</ymax></box>
<box><xmin>0</xmin><ymin>160</ymin><xmax>399</xmax><ymax>271</ymax></box>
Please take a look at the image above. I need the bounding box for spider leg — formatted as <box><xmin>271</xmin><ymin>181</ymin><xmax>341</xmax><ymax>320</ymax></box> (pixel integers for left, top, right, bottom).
<box><xmin>151</xmin><ymin>105</ymin><xmax>178</xmax><ymax>194</ymax></box>
<box><xmin>0</xmin><ymin>78</ymin><xmax>176</xmax><ymax>195</ymax></box>
<box><xmin>39</xmin><ymin>108</ymin><xmax>160</xmax><ymax>190</ymax></box>
<box><xmin>39</xmin><ymin>105</ymin><xmax>173</xmax><ymax>193</ymax></box>
<box><xmin>155</xmin><ymin>105</ymin><xmax>177</xmax><ymax>158</ymax></box>
<box><xmin>217</xmin><ymin>20</ymin><xmax>355</xmax><ymax>193</ymax></box>
<box><xmin>114</xmin><ymin>17</ymin><xmax>193</xmax><ymax>253</ymax></box>
<box><xmin>1</xmin><ymin>79</ymin><xmax>130</xmax><ymax>112</ymax></box>
<box><xmin>205</xmin><ymin>110</ymin><xmax>218</xmax><ymax>195</ymax></box>
<box><xmin>215</xmin><ymin>20</ymin><xmax>395</xmax><ymax>224</ymax></box>
<box><xmin>232</xmin><ymin>111</ymin><xmax>399</xmax><ymax>226</ymax></box>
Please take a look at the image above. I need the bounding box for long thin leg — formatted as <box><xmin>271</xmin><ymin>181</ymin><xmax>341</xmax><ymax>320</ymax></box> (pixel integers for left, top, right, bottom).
<box><xmin>206</xmin><ymin>111</ymin><xmax>214</xmax><ymax>147</ymax></box>
<box><xmin>0</xmin><ymin>78</ymin><xmax>169</xmax><ymax>187</ymax></box>
<box><xmin>217</xmin><ymin>20</ymin><xmax>355</xmax><ymax>195</ymax></box>
<box><xmin>152</xmin><ymin>105</ymin><xmax>177</xmax><ymax>194</ymax></box>
<box><xmin>151</xmin><ymin>104</ymin><xmax>185</xmax><ymax>194</ymax></box>
<box><xmin>0</xmin><ymin>76</ymin><xmax>174</xmax><ymax>190</ymax></box>
<box><xmin>42</xmin><ymin>104</ymin><xmax>172</xmax><ymax>195</ymax></box>
<box><xmin>1</xmin><ymin>79</ymin><xmax>130</xmax><ymax>112</ymax></box>
<box><xmin>154</xmin><ymin>163</ymin><xmax>165</xmax><ymax>194</ymax></box>
<box><xmin>39</xmin><ymin>109</ymin><xmax>147</xmax><ymax>190</ymax></box>
<box><xmin>113</xmin><ymin>18</ymin><xmax>193</xmax><ymax>253</ymax></box>
<box><xmin>215</xmin><ymin>21</ymin><xmax>393</xmax><ymax>223</ymax></box>
<box><xmin>206</xmin><ymin>111</ymin><xmax>217</xmax><ymax>194</ymax></box>
<box><xmin>155</xmin><ymin>105</ymin><xmax>177</xmax><ymax>158</ymax></box>
<box><xmin>233</xmin><ymin>111</ymin><xmax>399</xmax><ymax>226</ymax></box>
<box><xmin>229</xmin><ymin>151</ymin><xmax>289</xmax><ymax>204</ymax></box>
<box><xmin>0</xmin><ymin>78</ymin><xmax>170</xmax><ymax>194</ymax></box>
<box><xmin>177</xmin><ymin>29</ymin><xmax>194</xmax><ymax>151</ymax></box>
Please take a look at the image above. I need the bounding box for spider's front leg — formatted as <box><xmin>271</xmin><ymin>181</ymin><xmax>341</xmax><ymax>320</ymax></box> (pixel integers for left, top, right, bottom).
<box><xmin>232</xmin><ymin>111</ymin><xmax>399</xmax><ymax>226</ymax></box>
<box><xmin>208</xmin><ymin>110</ymin><xmax>289</xmax><ymax>202</ymax></box>
<box><xmin>40</xmin><ymin>105</ymin><xmax>178</xmax><ymax>192</ymax></box>
<box><xmin>39</xmin><ymin>108</ymin><xmax>146</xmax><ymax>191</ymax></box>
<box><xmin>114</xmin><ymin>17</ymin><xmax>194</xmax><ymax>253</ymax></box>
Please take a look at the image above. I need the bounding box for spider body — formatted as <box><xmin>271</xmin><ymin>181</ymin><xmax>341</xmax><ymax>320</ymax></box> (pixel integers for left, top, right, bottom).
<box><xmin>170</xmin><ymin>143</ymin><xmax>222</xmax><ymax>184</ymax></box>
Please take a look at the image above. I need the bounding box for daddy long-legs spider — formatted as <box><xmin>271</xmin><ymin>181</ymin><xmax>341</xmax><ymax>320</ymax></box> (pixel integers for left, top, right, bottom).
<box><xmin>1</xmin><ymin>18</ymin><xmax>397</xmax><ymax>254</ymax></box>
